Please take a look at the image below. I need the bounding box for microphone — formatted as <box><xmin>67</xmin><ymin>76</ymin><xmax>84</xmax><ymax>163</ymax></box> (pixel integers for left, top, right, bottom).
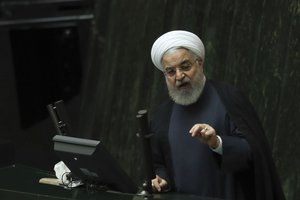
<box><xmin>136</xmin><ymin>109</ymin><xmax>155</xmax><ymax>196</ymax></box>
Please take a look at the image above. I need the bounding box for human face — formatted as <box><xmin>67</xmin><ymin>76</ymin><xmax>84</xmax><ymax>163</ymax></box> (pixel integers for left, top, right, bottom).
<box><xmin>162</xmin><ymin>48</ymin><xmax>204</xmax><ymax>90</ymax></box>
<box><xmin>162</xmin><ymin>48</ymin><xmax>205</xmax><ymax>105</ymax></box>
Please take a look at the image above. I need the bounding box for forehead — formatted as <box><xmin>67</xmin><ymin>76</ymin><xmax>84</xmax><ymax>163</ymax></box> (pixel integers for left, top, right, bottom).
<box><xmin>161</xmin><ymin>48</ymin><xmax>193</xmax><ymax>67</ymax></box>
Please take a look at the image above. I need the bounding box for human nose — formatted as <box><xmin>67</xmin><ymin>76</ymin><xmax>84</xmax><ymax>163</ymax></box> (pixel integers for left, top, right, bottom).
<box><xmin>175</xmin><ymin>68</ymin><xmax>185</xmax><ymax>79</ymax></box>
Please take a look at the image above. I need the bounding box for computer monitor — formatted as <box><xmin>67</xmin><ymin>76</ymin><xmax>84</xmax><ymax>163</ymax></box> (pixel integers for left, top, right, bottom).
<box><xmin>53</xmin><ymin>135</ymin><xmax>138</xmax><ymax>194</ymax></box>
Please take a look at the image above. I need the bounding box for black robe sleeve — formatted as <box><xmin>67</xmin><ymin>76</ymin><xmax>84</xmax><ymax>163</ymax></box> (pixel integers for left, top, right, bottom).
<box><xmin>210</xmin><ymin>80</ymin><xmax>286</xmax><ymax>200</ymax></box>
<box><xmin>150</xmin><ymin>100</ymin><xmax>174</xmax><ymax>189</ymax></box>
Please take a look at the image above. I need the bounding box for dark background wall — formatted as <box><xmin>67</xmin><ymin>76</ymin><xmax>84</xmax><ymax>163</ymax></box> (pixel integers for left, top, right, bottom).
<box><xmin>0</xmin><ymin>0</ymin><xmax>299</xmax><ymax>199</ymax></box>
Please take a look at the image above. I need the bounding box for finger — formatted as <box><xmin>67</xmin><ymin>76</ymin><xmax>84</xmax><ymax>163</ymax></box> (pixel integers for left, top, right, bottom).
<box><xmin>152</xmin><ymin>179</ymin><xmax>161</xmax><ymax>192</ymax></box>
<box><xmin>203</xmin><ymin>130</ymin><xmax>212</xmax><ymax>139</ymax></box>
<box><xmin>189</xmin><ymin>124</ymin><xmax>205</xmax><ymax>136</ymax></box>
<box><xmin>200</xmin><ymin>128</ymin><xmax>206</xmax><ymax>135</ymax></box>
<box><xmin>152</xmin><ymin>175</ymin><xmax>163</xmax><ymax>192</ymax></box>
<box><xmin>191</xmin><ymin>129</ymin><xmax>201</xmax><ymax>137</ymax></box>
<box><xmin>204</xmin><ymin>129</ymin><xmax>217</xmax><ymax>142</ymax></box>
<box><xmin>159</xmin><ymin>180</ymin><xmax>168</xmax><ymax>190</ymax></box>
<box><xmin>191</xmin><ymin>124</ymin><xmax>214</xmax><ymax>140</ymax></box>
<box><xmin>189</xmin><ymin>124</ymin><xmax>198</xmax><ymax>134</ymax></box>
<box><xmin>198</xmin><ymin>126</ymin><xmax>208</xmax><ymax>137</ymax></box>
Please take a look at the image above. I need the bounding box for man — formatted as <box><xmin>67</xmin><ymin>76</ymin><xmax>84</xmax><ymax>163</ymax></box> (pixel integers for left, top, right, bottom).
<box><xmin>149</xmin><ymin>30</ymin><xmax>285</xmax><ymax>200</ymax></box>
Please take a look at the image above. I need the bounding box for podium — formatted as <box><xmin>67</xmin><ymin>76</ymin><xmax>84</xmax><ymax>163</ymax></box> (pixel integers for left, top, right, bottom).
<box><xmin>0</xmin><ymin>164</ymin><xmax>223</xmax><ymax>200</ymax></box>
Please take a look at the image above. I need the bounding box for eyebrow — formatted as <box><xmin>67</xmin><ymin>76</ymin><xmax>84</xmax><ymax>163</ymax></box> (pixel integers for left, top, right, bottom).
<box><xmin>165</xmin><ymin>59</ymin><xmax>191</xmax><ymax>69</ymax></box>
<box><xmin>180</xmin><ymin>60</ymin><xmax>191</xmax><ymax>65</ymax></box>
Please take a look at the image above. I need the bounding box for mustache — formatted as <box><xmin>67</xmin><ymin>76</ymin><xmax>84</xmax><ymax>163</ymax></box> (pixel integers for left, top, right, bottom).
<box><xmin>176</xmin><ymin>77</ymin><xmax>190</xmax><ymax>87</ymax></box>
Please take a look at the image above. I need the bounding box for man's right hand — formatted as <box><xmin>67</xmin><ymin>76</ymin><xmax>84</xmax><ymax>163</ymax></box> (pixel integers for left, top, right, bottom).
<box><xmin>151</xmin><ymin>175</ymin><xmax>168</xmax><ymax>192</ymax></box>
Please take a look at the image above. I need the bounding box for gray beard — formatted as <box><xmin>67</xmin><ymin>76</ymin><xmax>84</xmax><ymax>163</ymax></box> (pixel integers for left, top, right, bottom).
<box><xmin>166</xmin><ymin>72</ymin><xmax>206</xmax><ymax>106</ymax></box>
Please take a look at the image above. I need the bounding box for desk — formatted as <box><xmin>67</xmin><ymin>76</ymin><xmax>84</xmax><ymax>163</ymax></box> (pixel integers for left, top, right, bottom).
<box><xmin>0</xmin><ymin>165</ymin><xmax>222</xmax><ymax>200</ymax></box>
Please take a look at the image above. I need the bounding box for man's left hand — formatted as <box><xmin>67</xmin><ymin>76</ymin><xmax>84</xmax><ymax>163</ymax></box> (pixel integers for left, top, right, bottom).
<box><xmin>189</xmin><ymin>123</ymin><xmax>220</xmax><ymax>149</ymax></box>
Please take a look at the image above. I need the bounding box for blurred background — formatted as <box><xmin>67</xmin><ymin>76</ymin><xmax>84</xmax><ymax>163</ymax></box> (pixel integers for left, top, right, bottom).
<box><xmin>0</xmin><ymin>0</ymin><xmax>299</xmax><ymax>199</ymax></box>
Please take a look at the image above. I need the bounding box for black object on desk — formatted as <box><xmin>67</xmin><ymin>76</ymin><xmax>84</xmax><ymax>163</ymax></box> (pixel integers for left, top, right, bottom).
<box><xmin>48</xmin><ymin>100</ymin><xmax>138</xmax><ymax>194</ymax></box>
<box><xmin>53</xmin><ymin>135</ymin><xmax>139</xmax><ymax>194</ymax></box>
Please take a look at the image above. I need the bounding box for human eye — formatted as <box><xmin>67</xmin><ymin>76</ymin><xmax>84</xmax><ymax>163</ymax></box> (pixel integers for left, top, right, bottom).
<box><xmin>180</xmin><ymin>62</ymin><xmax>192</xmax><ymax>71</ymax></box>
<box><xmin>165</xmin><ymin>67</ymin><xmax>176</xmax><ymax>76</ymax></box>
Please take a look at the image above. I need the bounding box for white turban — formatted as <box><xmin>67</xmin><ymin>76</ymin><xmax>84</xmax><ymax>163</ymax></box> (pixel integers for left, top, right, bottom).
<box><xmin>151</xmin><ymin>30</ymin><xmax>205</xmax><ymax>71</ymax></box>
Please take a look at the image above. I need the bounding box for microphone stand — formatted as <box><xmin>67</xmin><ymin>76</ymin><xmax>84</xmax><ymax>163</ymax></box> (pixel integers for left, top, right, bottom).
<box><xmin>136</xmin><ymin>109</ymin><xmax>155</xmax><ymax>198</ymax></box>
